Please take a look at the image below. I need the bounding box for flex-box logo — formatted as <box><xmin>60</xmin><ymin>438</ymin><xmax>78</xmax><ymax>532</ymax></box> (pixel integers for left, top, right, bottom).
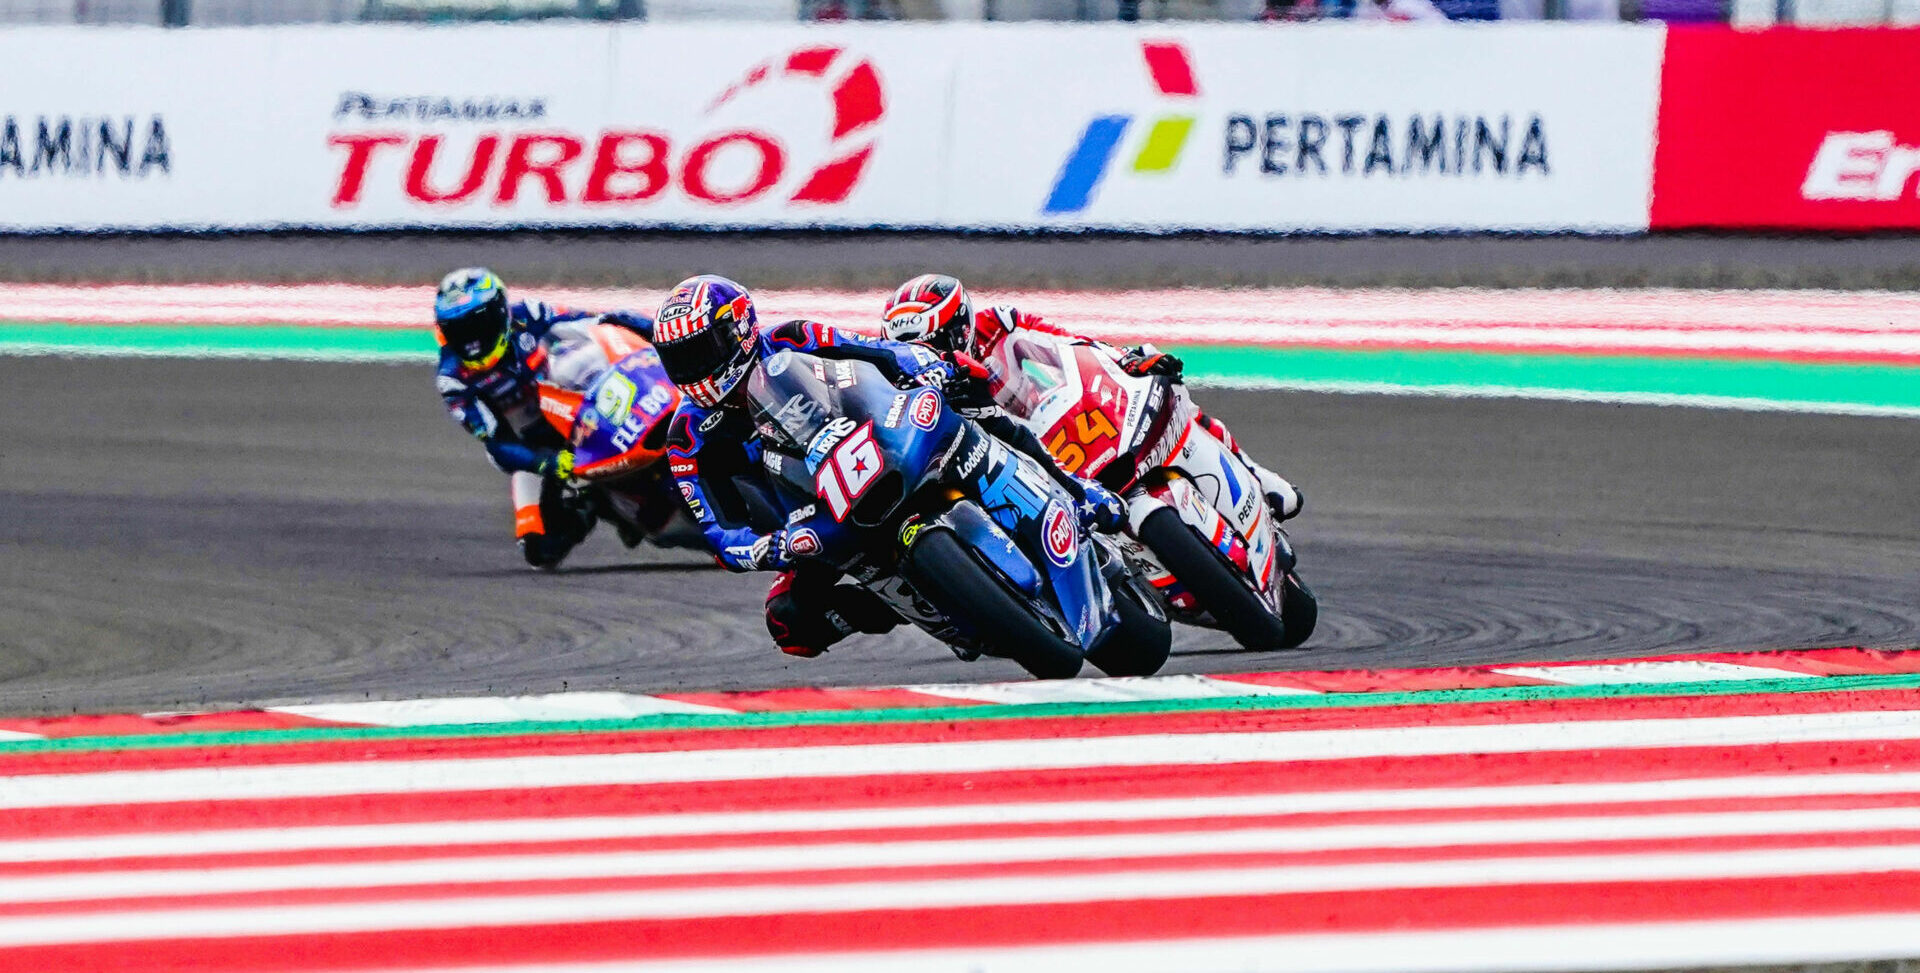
<box><xmin>1042</xmin><ymin>40</ymin><xmax>1199</xmax><ymax>215</ymax></box>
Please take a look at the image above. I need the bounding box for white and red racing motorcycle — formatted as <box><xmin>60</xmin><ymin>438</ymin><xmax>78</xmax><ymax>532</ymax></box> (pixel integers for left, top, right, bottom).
<box><xmin>984</xmin><ymin>331</ymin><xmax>1316</xmax><ymax>650</ymax></box>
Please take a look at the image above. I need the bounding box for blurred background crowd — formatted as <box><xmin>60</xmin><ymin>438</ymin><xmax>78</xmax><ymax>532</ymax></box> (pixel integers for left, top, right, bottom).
<box><xmin>3</xmin><ymin>0</ymin><xmax>1910</xmax><ymax>30</ymax></box>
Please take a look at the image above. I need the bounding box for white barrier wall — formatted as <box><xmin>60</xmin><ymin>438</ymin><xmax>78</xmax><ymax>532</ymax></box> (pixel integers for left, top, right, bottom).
<box><xmin>0</xmin><ymin>23</ymin><xmax>1663</xmax><ymax>232</ymax></box>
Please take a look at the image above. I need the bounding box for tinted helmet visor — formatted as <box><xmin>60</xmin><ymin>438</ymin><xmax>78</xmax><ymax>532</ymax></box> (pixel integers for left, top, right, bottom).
<box><xmin>657</xmin><ymin>323</ymin><xmax>751</xmax><ymax>407</ymax></box>
<box><xmin>440</xmin><ymin>296</ymin><xmax>510</xmax><ymax>363</ymax></box>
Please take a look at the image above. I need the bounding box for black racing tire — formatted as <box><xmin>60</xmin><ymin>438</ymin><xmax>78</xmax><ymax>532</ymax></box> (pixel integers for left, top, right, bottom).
<box><xmin>903</xmin><ymin>528</ymin><xmax>1084</xmax><ymax>679</ymax></box>
<box><xmin>1280</xmin><ymin>572</ymin><xmax>1318</xmax><ymax>649</ymax></box>
<box><xmin>1136</xmin><ymin>505</ymin><xmax>1289</xmax><ymax>651</ymax></box>
<box><xmin>1084</xmin><ymin>567</ymin><xmax>1173</xmax><ymax>677</ymax></box>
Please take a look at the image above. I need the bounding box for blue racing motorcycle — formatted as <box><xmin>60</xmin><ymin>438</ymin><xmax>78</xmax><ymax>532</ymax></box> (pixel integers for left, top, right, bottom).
<box><xmin>744</xmin><ymin>350</ymin><xmax>1171</xmax><ymax>679</ymax></box>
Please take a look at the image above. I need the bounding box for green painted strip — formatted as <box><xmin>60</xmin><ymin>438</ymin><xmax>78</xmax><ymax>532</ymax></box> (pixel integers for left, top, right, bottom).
<box><xmin>1171</xmin><ymin>345</ymin><xmax>1920</xmax><ymax>414</ymax></box>
<box><xmin>0</xmin><ymin>323</ymin><xmax>431</xmax><ymax>362</ymax></box>
<box><xmin>9</xmin><ymin>323</ymin><xmax>1916</xmax><ymax>415</ymax></box>
<box><xmin>6</xmin><ymin>671</ymin><xmax>1920</xmax><ymax>756</ymax></box>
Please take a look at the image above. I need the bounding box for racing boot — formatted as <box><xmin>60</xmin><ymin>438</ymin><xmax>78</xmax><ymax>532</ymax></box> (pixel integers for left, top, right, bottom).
<box><xmin>1196</xmin><ymin>412</ymin><xmax>1302</xmax><ymax>522</ymax></box>
<box><xmin>1254</xmin><ymin>467</ymin><xmax>1303</xmax><ymax>523</ymax></box>
<box><xmin>519</xmin><ymin>483</ymin><xmax>598</xmax><ymax>570</ymax></box>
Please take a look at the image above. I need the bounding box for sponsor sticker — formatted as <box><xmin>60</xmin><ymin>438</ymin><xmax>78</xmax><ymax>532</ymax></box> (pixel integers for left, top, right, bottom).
<box><xmin>594</xmin><ymin>373</ymin><xmax>638</xmax><ymax>422</ymax></box>
<box><xmin>788</xmin><ymin>527</ymin><xmax>821</xmax><ymax>557</ymax></box>
<box><xmin>954</xmin><ymin>436</ymin><xmax>990</xmax><ymax>479</ymax></box>
<box><xmin>1042</xmin><ymin>500</ymin><xmax>1077</xmax><ymax>568</ymax></box>
<box><xmin>766</xmin><ymin>350</ymin><xmax>793</xmax><ymax>377</ymax></box>
<box><xmin>806</xmin><ymin>416</ymin><xmax>858</xmax><ymax>471</ymax></box>
<box><xmin>909</xmin><ymin>388</ymin><xmax>940</xmax><ymax>430</ymax></box>
<box><xmin>883</xmin><ymin>392</ymin><xmax>908</xmax><ymax>428</ymax></box>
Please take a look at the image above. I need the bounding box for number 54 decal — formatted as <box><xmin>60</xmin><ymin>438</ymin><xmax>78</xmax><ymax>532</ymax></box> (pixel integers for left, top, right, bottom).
<box><xmin>819</xmin><ymin>420</ymin><xmax>884</xmax><ymax>521</ymax></box>
<box><xmin>1045</xmin><ymin>407</ymin><xmax>1120</xmax><ymax>475</ymax></box>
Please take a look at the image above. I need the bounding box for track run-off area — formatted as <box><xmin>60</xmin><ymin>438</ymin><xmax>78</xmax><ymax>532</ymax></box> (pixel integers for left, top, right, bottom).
<box><xmin>4</xmin><ymin>282</ymin><xmax>1920</xmax><ymax>414</ymax></box>
<box><xmin>4</xmin><ymin>649</ymin><xmax>1920</xmax><ymax>970</ymax></box>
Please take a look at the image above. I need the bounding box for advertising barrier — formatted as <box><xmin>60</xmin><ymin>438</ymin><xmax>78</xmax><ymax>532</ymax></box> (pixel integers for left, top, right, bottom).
<box><xmin>0</xmin><ymin>22</ymin><xmax>1663</xmax><ymax>233</ymax></box>
<box><xmin>1650</xmin><ymin>27</ymin><xmax>1920</xmax><ymax>230</ymax></box>
<box><xmin>3</xmin><ymin>23</ymin><xmax>1917</xmax><ymax>233</ymax></box>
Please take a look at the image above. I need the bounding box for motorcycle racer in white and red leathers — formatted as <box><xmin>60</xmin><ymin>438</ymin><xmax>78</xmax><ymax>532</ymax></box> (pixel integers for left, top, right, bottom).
<box><xmin>882</xmin><ymin>273</ymin><xmax>1303</xmax><ymax>523</ymax></box>
<box><xmin>433</xmin><ymin>267</ymin><xmax>657</xmax><ymax>568</ymax></box>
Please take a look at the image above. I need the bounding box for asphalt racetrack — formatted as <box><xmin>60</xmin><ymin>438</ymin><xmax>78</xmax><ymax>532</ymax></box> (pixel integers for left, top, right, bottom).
<box><xmin>2</xmin><ymin>353</ymin><xmax>1916</xmax><ymax>717</ymax></box>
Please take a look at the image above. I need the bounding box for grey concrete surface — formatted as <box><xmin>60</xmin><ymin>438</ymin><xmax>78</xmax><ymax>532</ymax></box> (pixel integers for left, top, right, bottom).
<box><xmin>5</xmin><ymin>231</ymin><xmax>1920</xmax><ymax>289</ymax></box>
<box><xmin>0</xmin><ymin>355</ymin><xmax>1914</xmax><ymax>717</ymax></box>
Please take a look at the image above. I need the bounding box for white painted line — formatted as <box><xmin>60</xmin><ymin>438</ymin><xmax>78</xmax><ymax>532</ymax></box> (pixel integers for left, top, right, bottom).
<box><xmin>13</xmin><ymin>769</ymin><xmax>1920</xmax><ymax>865</ymax></box>
<box><xmin>0</xmin><ymin>342</ymin><xmax>430</xmax><ymax>363</ymax></box>
<box><xmin>271</xmin><ymin>692</ymin><xmax>733</xmax><ymax>727</ymax></box>
<box><xmin>5</xmin><ymin>844</ymin><xmax>1920</xmax><ymax>946</ymax></box>
<box><xmin>0</xmin><ymin>730</ymin><xmax>42</xmax><ymax>742</ymax></box>
<box><xmin>904</xmin><ymin>674</ymin><xmax>1316</xmax><ymax>705</ymax></box>
<box><xmin>10</xmin><ymin>710</ymin><xmax>1920</xmax><ymax>810</ymax></box>
<box><xmin>9</xmin><ymin>806</ymin><xmax>1920</xmax><ymax>905</ymax></box>
<box><xmin>358</xmin><ymin>914</ymin><xmax>1920</xmax><ymax>973</ymax></box>
<box><xmin>1494</xmin><ymin>661</ymin><xmax>1821</xmax><ymax>686</ymax></box>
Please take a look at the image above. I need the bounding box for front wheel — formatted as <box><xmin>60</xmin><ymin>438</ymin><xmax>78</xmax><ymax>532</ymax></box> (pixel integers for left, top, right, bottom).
<box><xmin>903</xmin><ymin>529</ymin><xmax>1084</xmax><ymax>679</ymax></box>
<box><xmin>1136</xmin><ymin>505</ymin><xmax>1288</xmax><ymax>651</ymax></box>
<box><xmin>1280</xmin><ymin>572</ymin><xmax>1318</xmax><ymax>649</ymax></box>
<box><xmin>1084</xmin><ymin>564</ymin><xmax>1172</xmax><ymax>677</ymax></box>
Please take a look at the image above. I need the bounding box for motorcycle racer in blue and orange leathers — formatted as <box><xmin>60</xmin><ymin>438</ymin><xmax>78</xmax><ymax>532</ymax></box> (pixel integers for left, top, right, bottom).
<box><xmin>433</xmin><ymin>267</ymin><xmax>656</xmax><ymax>569</ymax></box>
<box><xmin>883</xmin><ymin>273</ymin><xmax>1303</xmax><ymax>522</ymax></box>
<box><xmin>650</xmin><ymin>274</ymin><xmax>1126</xmax><ymax>659</ymax></box>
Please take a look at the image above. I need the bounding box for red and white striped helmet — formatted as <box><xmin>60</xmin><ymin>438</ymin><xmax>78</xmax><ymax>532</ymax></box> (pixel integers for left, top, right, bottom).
<box><xmin>883</xmin><ymin>274</ymin><xmax>974</xmax><ymax>355</ymax></box>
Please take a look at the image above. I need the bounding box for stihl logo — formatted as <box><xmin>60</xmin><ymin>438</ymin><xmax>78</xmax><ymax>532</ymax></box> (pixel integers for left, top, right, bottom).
<box><xmin>1802</xmin><ymin>131</ymin><xmax>1920</xmax><ymax>201</ymax></box>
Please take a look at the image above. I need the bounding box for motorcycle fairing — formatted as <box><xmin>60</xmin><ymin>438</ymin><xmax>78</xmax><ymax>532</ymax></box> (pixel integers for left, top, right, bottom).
<box><xmin>568</xmin><ymin>349</ymin><xmax>680</xmax><ymax>480</ymax></box>
<box><xmin>945</xmin><ymin>420</ymin><xmax>1111</xmax><ymax>651</ymax></box>
<box><xmin>746</xmin><ymin>349</ymin><xmax>1115</xmax><ymax>655</ymax></box>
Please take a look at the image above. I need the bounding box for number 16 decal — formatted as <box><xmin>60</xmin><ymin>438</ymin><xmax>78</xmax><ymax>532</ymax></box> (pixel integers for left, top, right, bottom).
<box><xmin>819</xmin><ymin>421</ymin><xmax>884</xmax><ymax>521</ymax></box>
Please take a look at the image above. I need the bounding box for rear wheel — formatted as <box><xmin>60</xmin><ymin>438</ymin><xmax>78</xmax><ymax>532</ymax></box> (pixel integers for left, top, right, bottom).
<box><xmin>1136</xmin><ymin>505</ymin><xmax>1288</xmax><ymax>651</ymax></box>
<box><xmin>903</xmin><ymin>529</ymin><xmax>1084</xmax><ymax>679</ymax></box>
<box><xmin>1280</xmin><ymin>573</ymin><xmax>1318</xmax><ymax>649</ymax></box>
<box><xmin>1084</xmin><ymin>566</ymin><xmax>1172</xmax><ymax>677</ymax></box>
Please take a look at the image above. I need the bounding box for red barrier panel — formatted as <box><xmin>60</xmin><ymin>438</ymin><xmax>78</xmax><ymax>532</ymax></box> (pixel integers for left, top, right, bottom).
<box><xmin>1652</xmin><ymin>27</ymin><xmax>1920</xmax><ymax>230</ymax></box>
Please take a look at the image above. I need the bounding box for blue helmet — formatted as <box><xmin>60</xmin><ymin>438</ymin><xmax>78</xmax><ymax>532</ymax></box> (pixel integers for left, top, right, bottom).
<box><xmin>653</xmin><ymin>275</ymin><xmax>758</xmax><ymax>408</ymax></box>
<box><xmin>435</xmin><ymin>268</ymin><xmax>511</xmax><ymax>367</ymax></box>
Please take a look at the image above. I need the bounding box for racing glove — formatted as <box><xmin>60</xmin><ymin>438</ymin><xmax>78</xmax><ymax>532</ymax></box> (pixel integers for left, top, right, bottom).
<box><xmin>1120</xmin><ymin>348</ymin><xmax>1184</xmax><ymax>382</ymax></box>
<box><xmin>536</xmin><ymin>449</ymin><xmax>577</xmax><ymax>481</ymax></box>
<box><xmin>744</xmin><ymin>530</ymin><xmax>793</xmax><ymax>572</ymax></box>
<box><xmin>1076</xmin><ymin>480</ymin><xmax>1127</xmax><ymax>534</ymax></box>
<box><xmin>945</xmin><ymin>351</ymin><xmax>992</xmax><ymax>384</ymax></box>
<box><xmin>484</xmin><ymin>440</ymin><xmax>576</xmax><ymax>480</ymax></box>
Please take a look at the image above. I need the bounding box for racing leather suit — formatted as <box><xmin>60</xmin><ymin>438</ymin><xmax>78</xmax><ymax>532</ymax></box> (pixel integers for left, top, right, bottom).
<box><xmin>436</xmin><ymin>301</ymin><xmax>655</xmax><ymax>558</ymax></box>
<box><xmin>971</xmin><ymin>305</ymin><xmax>1302</xmax><ymax>520</ymax></box>
<box><xmin>666</xmin><ymin>319</ymin><xmax>1107</xmax><ymax>657</ymax></box>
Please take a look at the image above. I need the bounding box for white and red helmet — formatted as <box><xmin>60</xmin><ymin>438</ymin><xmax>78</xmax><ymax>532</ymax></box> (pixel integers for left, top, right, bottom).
<box><xmin>883</xmin><ymin>274</ymin><xmax>974</xmax><ymax>355</ymax></box>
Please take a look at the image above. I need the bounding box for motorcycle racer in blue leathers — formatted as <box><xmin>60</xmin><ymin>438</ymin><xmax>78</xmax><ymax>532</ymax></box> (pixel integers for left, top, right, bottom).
<box><xmin>650</xmin><ymin>274</ymin><xmax>1125</xmax><ymax>659</ymax></box>
<box><xmin>433</xmin><ymin>267</ymin><xmax>656</xmax><ymax>569</ymax></box>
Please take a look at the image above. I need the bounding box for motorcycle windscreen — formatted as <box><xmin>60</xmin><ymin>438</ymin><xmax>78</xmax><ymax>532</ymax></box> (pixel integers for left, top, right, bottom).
<box><xmin>745</xmin><ymin>350</ymin><xmax>841</xmax><ymax>454</ymax></box>
<box><xmin>987</xmin><ymin>332</ymin><xmax>1069</xmax><ymax>422</ymax></box>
